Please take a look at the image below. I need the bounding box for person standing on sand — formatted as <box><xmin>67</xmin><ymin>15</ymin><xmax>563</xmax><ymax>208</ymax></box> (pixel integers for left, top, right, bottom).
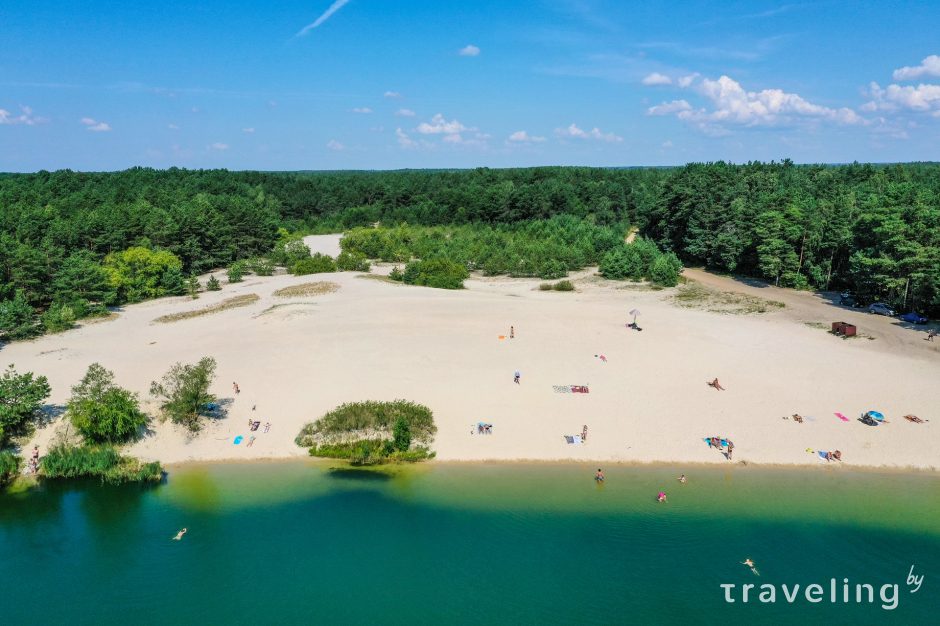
<box><xmin>510</xmin><ymin>326</ymin><xmax>514</xmax><ymax>339</ymax></box>
<box><xmin>928</xmin><ymin>329</ymin><xmax>936</xmax><ymax>341</ymax></box>
<box><xmin>727</xmin><ymin>441</ymin><xmax>734</xmax><ymax>460</ymax></box>
<box><xmin>514</xmin><ymin>371</ymin><xmax>521</xmax><ymax>384</ymax></box>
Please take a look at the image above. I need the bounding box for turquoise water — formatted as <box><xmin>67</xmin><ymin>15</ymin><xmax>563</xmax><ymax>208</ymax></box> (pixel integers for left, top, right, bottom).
<box><xmin>2</xmin><ymin>462</ymin><xmax>938</xmax><ymax>625</ymax></box>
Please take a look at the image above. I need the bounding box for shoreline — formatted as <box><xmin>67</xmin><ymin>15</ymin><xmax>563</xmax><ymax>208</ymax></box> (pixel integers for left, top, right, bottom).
<box><xmin>157</xmin><ymin>455</ymin><xmax>940</xmax><ymax>476</ymax></box>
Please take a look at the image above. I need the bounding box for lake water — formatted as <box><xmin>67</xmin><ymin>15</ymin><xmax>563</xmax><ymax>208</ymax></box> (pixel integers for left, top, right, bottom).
<box><xmin>1</xmin><ymin>462</ymin><xmax>938</xmax><ymax>625</ymax></box>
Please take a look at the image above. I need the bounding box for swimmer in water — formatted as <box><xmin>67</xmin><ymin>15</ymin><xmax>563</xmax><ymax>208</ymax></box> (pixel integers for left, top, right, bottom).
<box><xmin>658</xmin><ymin>493</ymin><xmax>667</xmax><ymax>502</ymax></box>
<box><xmin>595</xmin><ymin>469</ymin><xmax>604</xmax><ymax>482</ymax></box>
<box><xmin>173</xmin><ymin>528</ymin><xmax>187</xmax><ymax>540</ymax></box>
<box><xmin>678</xmin><ymin>475</ymin><xmax>686</xmax><ymax>483</ymax></box>
<box><xmin>742</xmin><ymin>559</ymin><xmax>754</xmax><ymax>567</ymax></box>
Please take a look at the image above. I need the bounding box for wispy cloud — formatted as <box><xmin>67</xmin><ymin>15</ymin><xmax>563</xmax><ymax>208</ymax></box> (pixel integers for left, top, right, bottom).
<box><xmin>417</xmin><ymin>114</ymin><xmax>476</xmax><ymax>134</ymax></box>
<box><xmin>243</xmin><ymin>128</ymin><xmax>255</xmax><ymax>132</ymax></box>
<box><xmin>396</xmin><ymin>127</ymin><xmax>418</xmax><ymax>149</ymax></box>
<box><xmin>80</xmin><ymin>117</ymin><xmax>112</xmax><ymax>131</ymax></box>
<box><xmin>294</xmin><ymin>0</ymin><xmax>352</xmax><ymax>38</ymax></box>
<box><xmin>394</xmin><ymin>108</ymin><xmax>416</xmax><ymax>117</ymax></box>
<box><xmin>0</xmin><ymin>105</ymin><xmax>46</xmax><ymax>125</ymax></box>
<box><xmin>642</xmin><ymin>72</ymin><xmax>672</xmax><ymax>86</ymax></box>
<box><xmin>210</xmin><ymin>142</ymin><xmax>229</xmax><ymax>150</ymax></box>
<box><xmin>508</xmin><ymin>130</ymin><xmax>546</xmax><ymax>142</ymax></box>
<box><xmin>352</xmin><ymin>107</ymin><xmax>372</xmax><ymax>113</ymax></box>
<box><xmin>327</xmin><ymin>140</ymin><xmax>345</xmax><ymax>151</ymax></box>
<box><xmin>384</xmin><ymin>91</ymin><xmax>403</xmax><ymax>98</ymax></box>
<box><xmin>168</xmin><ymin>124</ymin><xmax>180</xmax><ymax>129</ymax></box>
<box><xmin>459</xmin><ymin>45</ymin><xmax>481</xmax><ymax>57</ymax></box>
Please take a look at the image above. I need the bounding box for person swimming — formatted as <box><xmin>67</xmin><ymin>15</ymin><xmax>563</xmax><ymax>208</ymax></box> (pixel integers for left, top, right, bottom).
<box><xmin>173</xmin><ymin>528</ymin><xmax>187</xmax><ymax>540</ymax></box>
<box><xmin>743</xmin><ymin>559</ymin><xmax>754</xmax><ymax>567</ymax></box>
<box><xmin>678</xmin><ymin>475</ymin><xmax>686</xmax><ymax>483</ymax></box>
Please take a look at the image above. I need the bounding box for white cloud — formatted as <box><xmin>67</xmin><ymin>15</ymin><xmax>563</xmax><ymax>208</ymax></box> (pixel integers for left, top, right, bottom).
<box><xmin>352</xmin><ymin>107</ymin><xmax>372</xmax><ymax>114</ymax></box>
<box><xmin>294</xmin><ymin>0</ymin><xmax>351</xmax><ymax>37</ymax></box>
<box><xmin>677</xmin><ymin>73</ymin><xmax>700</xmax><ymax>88</ymax></box>
<box><xmin>81</xmin><ymin>117</ymin><xmax>112</xmax><ymax>131</ymax></box>
<box><xmin>327</xmin><ymin>140</ymin><xmax>345</xmax><ymax>151</ymax></box>
<box><xmin>459</xmin><ymin>45</ymin><xmax>480</xmax><ymax>57</ymax></box>
<box><xmin>371</xmin><ymin>126</ymin><xmax>384</xmax><ymax>132</ymax></box>
<box><xmin>554</xmin><ymin>123</ymin><xmax>623</xmax><ymax>142</ymax></box>
<box><xmin>508</xmin><ymin>130</ymin><xmax>546</xmax><ymax>142</ymax></box>
<box><xmin>417</xmin><ymin>113</ymin><xmax>476</xmax><ymax>134</ymax></box>
<box><xmin>642</xmin><ymin>72</ymin><xmax>672</xmax><ymax>86</ymax></box>
<box><xmin>384</xmin><ymin>91</ymin><xmax>403</xmax><ymax>98</ymax></box>
<box><xmin>168</xmin><ymin>124</ymin><xmax>180</xmax><ymax>129</ymax></box>
<box><xmin>210</xmin><ymin>142</ymin><xmax>229</xmax><ymax>150</ymax></box>
<box><xmin>20</xmin><ymin>105</ymin><xmax>33</xmax><ymax>115</ymax></box>
<box><xmin>443</xmin><ymin>133</ymin><xmax>463</xmax><ymax>143</ymax></box>
<box><xmin>476</xmin><ymin>133</ymin><xmax>493</xmax><ymax>139</ymax></box>
<box><xmin>662</xmin><ymin>140</ymin><xmax>674</xmax><ymax>147</ymax></box>
<box><xmin>394</xmin><ymin>108</ymin><xmax>416</xmax><ymax>117</ymax></box>
<box><xmin>243</xmin><ymin>128</ymin><xmax>255</xmax><ymax>132</ymax></box>
<box><xmin>648</xmin><ymin>75</ymin><xmax>866</xmax><ymax>132</ymax></box>
<box><xmin>893</xmin><ymin>55</ymin><xmax>940</xmax><ymax>81</ymax></box>
<box><xmin>396</xmin><ymin>127</ymin><xmax>418</xmax><ymax>149</ymax></box>
<box><xmin>647</xmin><ymin>100</ymin><xmax>693</xmax><ymax>115</ymax></box>
<box><xmin>863</xmin><ymin>82</ymin><xmax>940</xmax><ymax>112</ymax></box>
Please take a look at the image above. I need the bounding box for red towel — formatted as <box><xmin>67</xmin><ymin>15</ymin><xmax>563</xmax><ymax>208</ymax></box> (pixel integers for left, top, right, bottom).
<box><xmin>835</xmin><ymin>413</ymin><xmax>849</xmax><ymax>421</ymax></box>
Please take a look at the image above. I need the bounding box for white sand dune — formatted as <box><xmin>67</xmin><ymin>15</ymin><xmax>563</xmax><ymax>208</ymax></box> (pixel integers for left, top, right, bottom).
<box><xmin>10</xmin><ymin>236</ymin><xmax>940</xmax><ymax>470</ymax></box>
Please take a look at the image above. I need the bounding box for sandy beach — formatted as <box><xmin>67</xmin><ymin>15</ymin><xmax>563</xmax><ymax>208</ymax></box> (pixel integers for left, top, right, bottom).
<box><xmin>10</xmin><ymin>235</ymin><xmax>940</xmax><ymax>470</ymax></box>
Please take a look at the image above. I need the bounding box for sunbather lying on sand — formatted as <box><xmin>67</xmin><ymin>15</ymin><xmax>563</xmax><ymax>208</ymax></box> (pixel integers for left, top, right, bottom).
<box><xmin>904</xmin><ymin>415</ymin><xmax>926</xmax><ymax>423</ymax></box>
<box><xmin>707</xmin><ymin>378</ymin><xmax>725</xmax><ymax>391</ymax></box>
<box><xmin>792</xmin><ymin>414</ymin><xmax>803</xmax><ymax>423</ymax></box>
<box><xmin>833</xmin><ymin>449</ymin><xmax>842</xmax><ymax>461</ymax></box>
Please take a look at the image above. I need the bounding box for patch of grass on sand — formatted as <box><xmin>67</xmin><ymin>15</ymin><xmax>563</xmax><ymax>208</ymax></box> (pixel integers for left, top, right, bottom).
<box><xmin>674</xmin><ymin>281</ymin><xmax>785</xmax><ymax>314</ymax></box>
<box><xmin>273</xmin><ymin>282</ymin><xmax>340</xmax><ymax>297</ymax></box>
<box><xmin>356</xmin><ymin>274</ymin><xmax>403</xmax><ymax>285</ymax></box>
<box><xmin>804</xmin><ymin>322</ymin><xmax>830</xmax><ymax>330</ymax></box>
<box><xmin>255</xmin><ymin>302</ymin><xmax>317</xmax><ymax>318</ymax></box>
<box><xmin>153</xmin><ymin>294</ymin><xmax>260</xmax><ymax>323</ymax></box>
<box><xmin>78</xmin><ymin>311</ymin><xmax>120</xmax><ymax>326</ymax></box>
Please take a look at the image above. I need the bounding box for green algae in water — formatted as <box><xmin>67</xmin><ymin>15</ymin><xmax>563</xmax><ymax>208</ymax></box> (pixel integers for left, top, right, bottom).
<box><xmin>1</xmin><ymin>463</ymin><xmax>938</xmax><ymax>626</ymax></box>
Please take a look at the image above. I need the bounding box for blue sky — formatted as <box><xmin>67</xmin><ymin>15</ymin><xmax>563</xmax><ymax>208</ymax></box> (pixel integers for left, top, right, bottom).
<box><xmin>1</xmin><ymin>0</ymin><xmax>938</xmax><ymax>171</ymax></box>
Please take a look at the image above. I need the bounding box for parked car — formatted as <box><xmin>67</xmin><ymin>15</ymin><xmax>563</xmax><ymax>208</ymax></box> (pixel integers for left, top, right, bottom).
<box><xmin>840</xmin><ymin>290</ymin><xmax>859</xmax><ymax>300</ymax></box>
<box><xmin>899</xmin><ymin>311</ymin><xmax>929</xmax><ymax>324</ymax></box>
<box><xmin>840</xmin><ymin>296</ymin><xmax>865</xmax><ymax>308</ymax></box>
<box><xmin>869</xmin><ymin>303</ymin><xmax>897</xmax><ymax>316</ymax></box>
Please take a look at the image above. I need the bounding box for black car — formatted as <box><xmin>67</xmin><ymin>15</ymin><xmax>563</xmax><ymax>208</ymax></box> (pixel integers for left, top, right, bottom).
<box><xmin>840</xmin><ymin>296</ymin><xmax>864</xmax><ymax>308</ymax></box>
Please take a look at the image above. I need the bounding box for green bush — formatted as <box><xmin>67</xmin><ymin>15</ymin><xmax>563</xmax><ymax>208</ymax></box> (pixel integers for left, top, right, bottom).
<box><xmin>389</xmin><ymin>266</ymin><xmax>404</xmax><ymax>281</ymax></box>
<box><xmin>554</xmin><ymin>280</ymin><xmax>575</xmax><ymax>291</ymax></box>
<box><xmin>402</xmin><ymin>258</ymin><xmax>468</xmax><ymax>289</ymax></box>
<box><xmin>102</xmin><ymin>247</ymin><xmax>184</xmax><ymax>303</ymax></box>
<box><xmin>648</xmin><ymin>253</ymin><xmax>682</xmax><ymax>287</ymax></box>
<box><xmin>40</xmin><ymin>444</ymin><xmax>162</xmax><ymax>484</ymax></box>
<box><xmin>68</xmin><ymin>363</ymin><xmax>147</xmax><ymax>444</ymax></box>
<box><xmin>227</xmin><ymin>261</ymin><xmax>245</xmax><ymax>283</ymax></box>
<box><xmin>539</xmin><ymin>282</ymin><xmax>553</xmax><ymax>291</ymax></box>
<box><xmin>41</xmin><ymin>303</ymin><xmax>76</xmax><ymax>333</ymax></box>
<box><xmin>600</xmin><ymin>238</ymin><xmax>670</xmax><ymax>282</ymax></box>
<box><xmin>0</xmin><ymin>450</ymin><xmax>21</xmax><ymax>485</ymax></box>
<box><xmin>393</xmin><ymin>416</ymin><xmax>411</xmax><ymax>451</ymax></box>
<box><xmin>185</xmin><ymin>274</ymin><xmax>201</xmax><ymax>299</ymax></box>
<box><xmin>150</xmin><ymin>357</ymin><xmax>217</xmax><ymax>432</ymax></box>
<box><xmin>336</xmin><ymin>250</ymin><xmax>371</xmax><ymax>272</ymax></box>
<box><xmin>271</xmin><ymin>239</ymin><xmax>312</xmax><ymax>267</ymax></box>
<box><xmin>293</xmin><ymin>253</ymin><xmax>336</xmax><ymax>275</ymax></box>
<box><xmin>296</xmin><ymin>400</ymin><xmax>436</xmax><ymax>451</ymax></box>
<box><xmin>206</xmin><ymin>275</ymin><xmax>222</xmax><ymax>291</ymax></box>
<box><xmin>0</xmin><ymin>365</ymin><xmax>51</xmax><ymax>446</ymax></box>
<box><xmin>160</xmin><ymin>265</ymin><xmax>186</xmax><ymax>296</ymax></box>
<box><xmin>0</xmin><ymin>292</ymin><xmax>40</xmax><ymax>340</ymax></box>
<box><xmin>540</xmin><ymin>260</ymin><xmax>569</xmax><ymax>280</ymax></box>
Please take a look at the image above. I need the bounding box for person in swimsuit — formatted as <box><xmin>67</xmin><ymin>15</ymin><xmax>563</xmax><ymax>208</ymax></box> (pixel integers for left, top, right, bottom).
<box><xmin>582</xmin><ymin>425</ymin><xmax>588</xmax><ymax>442</ymax></box>
<box><xmin>514</xmin><ymin>371</ymin><xmax>520</xmax><ymax>384</ymax></box>
<box><xmin>263</xmin><ymin>423</ymin><xmax>270</xmax><ymax>433</ymax></box>
<box><xmin>742</xmin><ymin>559</ymin><xmax>754</xmax><ymax>568</ymax></box>
<box><xmin>510</xmin><ymin>326</ymin><xmax>514</xmax><ymax>339</ymax></box>
<box><xmin>658</xmin><ymin>493</ymin><xmax>667</xmax><ymax>502</ymax></box>
<box><xmin>833</xmin><ymin>449</ymin><xmax>842</xmax><ymax>461</ymax></box>
<box><xmin>678</xmin><ymin>475</ymin><xmax>686</xmax><ymax>483</ymax></box>
<box><xmin>709</xmin><ymin>378</ymin><xmax>725</xmax><ymax>391</ymax></box>
<box><xmin>727</xmin><ymin>441</ymin><xmax>734</xmax><ymax>460</ymax></box>
<box><xmin>173</xmin><ymin>529</ymin><xmax>187</xmax><ymax>540</ymax></box>
<box><xmin>595</xmin><ymin>469</ymin><xmax>604</xmax><ymax>482</ymax></box>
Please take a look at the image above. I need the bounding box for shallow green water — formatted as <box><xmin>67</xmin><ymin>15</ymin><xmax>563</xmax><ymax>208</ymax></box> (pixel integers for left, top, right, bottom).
<box><xmin>2</xmin><ymin>462</ymin><xmax>938</xmax><ymax>625</ymax></box>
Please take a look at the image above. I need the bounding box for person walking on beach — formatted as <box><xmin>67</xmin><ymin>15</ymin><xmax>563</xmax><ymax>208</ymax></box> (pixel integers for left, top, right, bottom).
<box><xmin>928</xmin><ymin>329</ymin><xmax>936</xmax><ymax>341</ymax></box>
<box><xmin>510</xmin><ymin>326</ymin><xmax>514</xmax><ymax>339</ymax></box>
<box><xmin>233</xmin><ymin>382</ymin><xmax>240</xmax><ymax>394</ymax></box>
<box><xmin>727</xmin><ymin>441</ymin><xmax>734</xmax><ymax>461</ymax></box>
<box><xmin>514</xmin><ymin>371</ymin><xmax>521</xmax><ymax>384</ymax></box>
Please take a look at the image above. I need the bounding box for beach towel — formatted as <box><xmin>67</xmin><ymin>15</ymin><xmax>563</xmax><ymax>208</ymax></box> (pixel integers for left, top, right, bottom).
<box><xmin>571</xmin><ymin>385</ymin><xmax>589</xmax><ymax>393</ymax></box>
<box><xmin>573</xmin><ymin>436</ymin><xmax>582</xmax><ymax>444</ymax></box>
<box><xmin>804</xmin><ymin>415</ymin><xmax>817</xmax><ymax>422</ymax></box>
<box><xmin>817</xmin><ymin>451</ymin><xmax>830</xmax><ymax>460</ymax></box>
<box><xmin>565</xmin><ymin>436</ymin><xmax>574</xmax><ymax>444</ymax></box>
<box><xmin>836</xmin><ymin>413</ymin><xmax>849</xmax><ymax>421</ymax></box>
<box><xmin>234</xmin><ymin>436</ymin><xmax>243</xmax><ymax>445</ymax></box>
<box><xmin>498</xmin><ymin>335</ymin><xmax>505</xmax><ymax>339</ymax></box>
<box><xmin>553</xmin><ymin>385</ymin><xmax>572</xmax><ymax>393</ymax></box>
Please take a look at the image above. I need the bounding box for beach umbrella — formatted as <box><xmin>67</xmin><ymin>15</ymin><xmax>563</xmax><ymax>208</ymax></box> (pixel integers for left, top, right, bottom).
<box><xmin>629</xmin><ymin>309</ymin><xmax>641</xmax><ymax>326</ymax></box>
<box><xmin>867</xmin><ymin>411</ymin><xmax>885</xmax><ymax>422</ymax></box>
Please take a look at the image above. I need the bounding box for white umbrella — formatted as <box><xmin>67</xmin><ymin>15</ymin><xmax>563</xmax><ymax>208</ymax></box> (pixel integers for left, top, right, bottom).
<box><xmin>629</xmin><ymin>309</ymin><xmax>641</xmax><ymax>326</ymax></box>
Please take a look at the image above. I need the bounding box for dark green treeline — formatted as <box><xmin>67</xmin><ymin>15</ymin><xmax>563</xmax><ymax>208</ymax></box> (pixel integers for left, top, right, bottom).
<box><xmin>1</xmin><ymin>161</ymin><xmax>939</xmax><ymax>315</ymax></box>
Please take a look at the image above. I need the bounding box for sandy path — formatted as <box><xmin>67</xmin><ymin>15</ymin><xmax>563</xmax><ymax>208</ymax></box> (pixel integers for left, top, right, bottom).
<box><xmin>8</xmin><ymin>238</ymin><xmax>939</xmax><ymax>470</ymax></box>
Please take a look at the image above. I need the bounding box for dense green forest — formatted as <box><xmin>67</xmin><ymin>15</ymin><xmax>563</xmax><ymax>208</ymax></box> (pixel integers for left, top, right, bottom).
<box><xmin>1</xmin><ymin>161</ymin><xmax>938</xmax><ymax>336</ymax></box>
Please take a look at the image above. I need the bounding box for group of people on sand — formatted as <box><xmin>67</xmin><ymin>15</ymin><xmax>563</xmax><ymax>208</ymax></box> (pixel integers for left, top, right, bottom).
<box><xmin>707</xmin><ymin>437</ymin><xmax>735</xmax><ymax>460</ymax></box>
<box><xmin>23</xmin><ymin>446</ymin><xmax>40</xmax><ymax>474</ymax></box>
<box><xmin>821</xmin><ymin>449</ymin><xmax>843</xmax><ymax>462</ymax></box>
<box><xmin>476</xmin><ymin>424</ymin><xmax>493</xmax><ymax>434</ymax></box>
